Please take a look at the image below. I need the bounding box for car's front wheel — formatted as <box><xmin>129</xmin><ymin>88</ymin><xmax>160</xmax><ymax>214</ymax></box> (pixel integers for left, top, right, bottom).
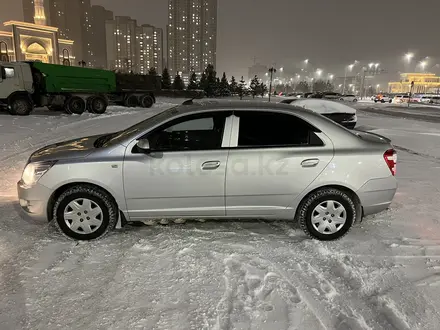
<box><xmin>297</xmin><ymin>188</ymin><xmax>356</xmax><ymax>240</ymax></box>
<box><xmin>53</xmin><ymin>185</ymin><xmax>118</xmax><ymax>240</ymax></box>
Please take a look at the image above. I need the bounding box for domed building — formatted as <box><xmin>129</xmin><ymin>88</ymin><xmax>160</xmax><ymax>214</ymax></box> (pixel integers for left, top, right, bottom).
<box><xmin>0</xmin><ymin>0</ymin><xmax>74</xmax><ymax>65</ymax></box>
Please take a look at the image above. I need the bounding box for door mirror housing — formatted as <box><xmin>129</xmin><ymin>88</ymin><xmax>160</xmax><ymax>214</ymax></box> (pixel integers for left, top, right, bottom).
<box><xmin>0</xmin><ymin>66</ymin><xmax>5</xmax><ymax>80</ymax></box>
<box><xmin>136</xmin><ymin>138</ymin><xmax>150</xmax><ymax>152</ymax></box>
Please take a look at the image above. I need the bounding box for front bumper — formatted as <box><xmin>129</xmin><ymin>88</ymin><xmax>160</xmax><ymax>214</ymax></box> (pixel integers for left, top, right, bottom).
<box><xmin>17</xmin><ymin>180</ymin><xmax>52</xmax><ymax>222</ymax></box>
<box><xmin>357</xmin><ymin>176</ymin><xmax>398</xmax><ymax>216</ymax></box>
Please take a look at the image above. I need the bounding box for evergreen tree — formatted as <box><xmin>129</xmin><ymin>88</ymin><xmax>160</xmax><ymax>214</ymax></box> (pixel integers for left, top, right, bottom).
<box><xmin>260</xmin><ymin>82</ymin><xmax>268</xmax><ymax>97</ymax></box>
<box><xmin>238</xmin><ymin>76</ymin><xmax>246</xmax><ymax>100</ymax></box>
<box><xmin>148</xmin><ymin>67</ymin><xmax>157</xmax><ymax>76</ymax></box>
<box><xmin>295</xmin><ymin>81</ymin><xmax>310</xmax><ymax>93</ymax></box>
<box><xmin>250</xmin><ymin>75</ymin><xmax>261</xmax><ymax>98</ymax></box>
<box><xmin>325</xmin><ymin>80</ymin><xmax>334</xmax><ymax>92</ymax></box>
<box><xmin>199</xmin><ymin>72</ymin><xmax>208</xmax><ymax>91</ymax></box>
<box><xmin>172</xmin><ymin>74</ymin><xmax>185</xmax><ymax>90</ymax></box>
<box><xmin>218</xmin><ymin>72</ymin><xmax>230</xmax><ymax>96</ymax></box>
<box><xmin>313</xmin><ymin>79</ymin><xmax>327</xmax><ymax>93</ymax></box>
<box><xmin>187</xmin><ymin>71</ymin><xmax>198</xmax><ymax>90</ymax></box>
<box><xmin>204</xmin><ymin>64</ymin><xmax>217</xmax><ymax>97</ymax></box>
<box><xmin>229</xmin><ymin>76</ymin><xmax>238</xmax><ymax>95</ymax></box>
<box><xmin>161</xmin><ymin>68</ymin><xmax>171</xmax><ymax>90</ymax></box>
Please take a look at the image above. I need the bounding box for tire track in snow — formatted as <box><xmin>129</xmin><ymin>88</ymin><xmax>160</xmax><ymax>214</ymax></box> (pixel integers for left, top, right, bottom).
<box><xmin>305</xmin><ymin>241</ymin><xmax>422</xmax><ymax>330</ymax></box>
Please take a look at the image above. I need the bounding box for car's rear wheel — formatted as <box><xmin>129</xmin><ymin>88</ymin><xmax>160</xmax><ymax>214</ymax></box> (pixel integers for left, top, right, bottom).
<box><xmin>297</xmin><ymin>188</ymin><xmax>356</xmax><ymax>241</ymax></box>
<box><xmin>53</xmin><ymin>185</ymin><xmax>118</xmax><ymax>240</ymax></box>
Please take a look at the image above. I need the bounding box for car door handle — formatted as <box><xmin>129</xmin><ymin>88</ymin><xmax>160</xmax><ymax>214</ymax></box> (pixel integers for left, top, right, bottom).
<box><xmin>201</xmin><ymin>161</ymin><xmax>221</xmax><ymax>170</ymax></box>
<box><xmin>301</xmin><ymin>158</ymin><xmax>320</xmax><ymax>168</ymax></box>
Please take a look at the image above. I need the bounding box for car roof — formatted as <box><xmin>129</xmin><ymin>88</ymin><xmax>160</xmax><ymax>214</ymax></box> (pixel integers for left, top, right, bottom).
<box><xmin>177</xmin><ymin>99</ymin><xmax>312</xmax><ymax>114</ymax></box>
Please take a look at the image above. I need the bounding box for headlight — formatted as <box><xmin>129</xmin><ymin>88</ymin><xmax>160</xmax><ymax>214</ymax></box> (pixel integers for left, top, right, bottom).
<box><xmin>21</xmin><ymin>161</ymin><xmax>57</xmax><ymax>186</ymax></box>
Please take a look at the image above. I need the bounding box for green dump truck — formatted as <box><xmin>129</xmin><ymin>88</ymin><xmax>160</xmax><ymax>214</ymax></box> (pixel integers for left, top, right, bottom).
<box><xmin>0</xmin><ymin>61</ymin><xmax>161</xmax><ymax>115</ymax></box>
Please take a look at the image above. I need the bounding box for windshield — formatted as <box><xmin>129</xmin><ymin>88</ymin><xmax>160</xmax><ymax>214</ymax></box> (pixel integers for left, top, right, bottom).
<box><xmin>101</xmin><ymin>106</ymin><xmax>180</xmax><ymax>146</ymax></box>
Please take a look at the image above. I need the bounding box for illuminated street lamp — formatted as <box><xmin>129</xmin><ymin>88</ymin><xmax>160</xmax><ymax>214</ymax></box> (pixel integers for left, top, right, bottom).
<box><xmin>368</xmin><ymin>62</ymin><xmax>374</xmax><ymax>69</ymax></box>
<box><xmin>343</xmin><ymin>62</ymin><xmax>357</xmax><ymax>94</ymax></box>
<box><xmin>328</xmin><ymin>74</ymin><xmax>334</xmax><ymax>80</ymax></box>
<box><xmin>405</xmin><ymin>53</ymin><xmax>414</xmax><ymax>63</ymax></box>
<box><xmin>304</xmin><ymin>59</ymin><xmax>309</xmax><ymax>64</ymax></box>
<box><xmin>375</xmin><ymin>63</ymin><xmax>380</xmax><ymax>69</ymax></box>
<box><xmin>268</xmin><ymin>67</ymin><xmax>277</xmax><ymax>102</ymax></box>
<box><xmin>279</xmin><ymin>67</ymin><xmax>284</xmax><ymax>72</ymax></box>
<box><xmin>316</xmin><ymin>69</ymin><xmax>323</xmax><ymax>77</ymax></box>
<box><xmin>420</xmin><ymin>61</ymin><xmax>427</xmax><ymax>72</ymax></box>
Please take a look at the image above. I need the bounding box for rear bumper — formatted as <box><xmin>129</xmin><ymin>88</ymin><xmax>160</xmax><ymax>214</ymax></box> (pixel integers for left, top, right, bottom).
<box><xmin>357</xmin><ymin>177</ymin><xmax>397</xmax><ymax>216</ymax></box>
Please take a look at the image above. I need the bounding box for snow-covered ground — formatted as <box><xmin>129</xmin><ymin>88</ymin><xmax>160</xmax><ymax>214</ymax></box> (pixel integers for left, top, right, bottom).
<box><xmin>1</xmin><ymin>99</ymin><xmax>440</xmax><ymax>330</ymax></box>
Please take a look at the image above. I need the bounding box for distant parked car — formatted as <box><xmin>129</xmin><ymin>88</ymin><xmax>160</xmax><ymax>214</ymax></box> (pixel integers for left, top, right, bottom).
<box><xmin>308</xmin><ymin>92</ymin><xmax>323</xmax><ymax>99</ymax></box>
<box><xmin>430</xmin><ymin>96</ymin><xmax>440</xmax><ymax>104</ymax></box>
<box><xmin>17</xmin><ymin>100</ymin><xmax>397</xmax><ymax>241</ymax></box>
<box><xmin>392</xmin><ymin>95</ymin><xmax>409</xmax><ymax>104</ymax></box>
<box><xmin>374</xmin><ymin>94</ymin><xmax>393</xmax><ymax>103</ymax></box>
<box><xmin>322</xmin><ymin>92</ymin><xmax>342</xmax><ymax>100</ymax></box>
<box><xmin>339</xmin><ymin>94</ymin><xmax>358</xmax><ymax>102</ymax></box>
<box><xmin>280</xmin><ymin>98</ymin><xmax>357</xmax><ymax>129</ymax></box>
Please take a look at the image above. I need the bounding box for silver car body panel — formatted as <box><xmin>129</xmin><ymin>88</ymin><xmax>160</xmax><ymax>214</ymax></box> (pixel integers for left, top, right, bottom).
<box><xmin>122</xmin><ymin>116</ymin><xmax>233</xmax><ymax>218</ymax></box>
<box><xmin>17</xmin><ymin>101</ymin><xmax>397</xmax><ymax>225</ymax></box>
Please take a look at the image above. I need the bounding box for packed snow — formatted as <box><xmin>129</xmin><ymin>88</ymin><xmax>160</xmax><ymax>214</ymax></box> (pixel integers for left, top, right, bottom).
<box><xmin>1</xmin><ymin>98</ymin><xmax>440</xmax><ymax>329</ymax></box>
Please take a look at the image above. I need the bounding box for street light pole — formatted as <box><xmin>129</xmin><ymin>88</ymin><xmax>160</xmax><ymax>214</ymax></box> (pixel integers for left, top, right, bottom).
<box><xmin>268</xmin><ymin>67</ymin><xmax>276</xmax><ymax>102</ymax></box>
<box><xmin>343</xmin><ymin>67</ymin><xmax>348</xmax><ymax>94</ymax></box>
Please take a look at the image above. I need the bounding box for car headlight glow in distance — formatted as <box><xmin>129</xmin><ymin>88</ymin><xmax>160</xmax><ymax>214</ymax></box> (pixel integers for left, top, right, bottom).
<box><xmin>21</xmin><ymin>161</ymin><xmax>57</xmax><ymax>186</ymax></box>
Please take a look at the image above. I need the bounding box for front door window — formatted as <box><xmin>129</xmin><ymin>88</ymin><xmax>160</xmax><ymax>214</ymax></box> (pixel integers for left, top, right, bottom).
<box><xmin>147</xmin><ymin>113</ymin><xmax>227</xmax><ymax>152</ymax></box>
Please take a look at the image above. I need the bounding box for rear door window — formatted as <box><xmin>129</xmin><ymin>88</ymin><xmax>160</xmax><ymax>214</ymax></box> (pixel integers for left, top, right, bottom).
<box><xmin>235</xmin><ymin>111</ymin><xmax>323</xmax><ymax>148</ymax></box>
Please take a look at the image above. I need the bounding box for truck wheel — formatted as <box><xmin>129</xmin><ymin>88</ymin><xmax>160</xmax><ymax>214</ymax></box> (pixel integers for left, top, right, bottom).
<box><xmin>88</xmin><ymin>96</ymin><xmax>108</xmax><ymax>114</ymax></box>
<box><xmin>66</xmin><ymin>96</ymin><xmax>86</xmax><ymax>115</ymax></box>
<box><xmin>9</xmin><ymin>96</ymin><xmax>34</xmax><ymax>116</ymax></box>
<box><xmin>140</xmin><ymin>94</ymin><xmax>154</xmax><ymax>108</ymax></box>
<box><xmin>125</xmin><ymin>94</ymin><xmax>138</xmax><ymax>107</ymax></box>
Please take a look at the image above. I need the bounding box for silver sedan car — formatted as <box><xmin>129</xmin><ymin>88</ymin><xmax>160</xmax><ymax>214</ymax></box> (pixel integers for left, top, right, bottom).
<box><xmin>17</xmin><ymin>101</ymin><xmax>397</xmax><ymax>241</ymax></box>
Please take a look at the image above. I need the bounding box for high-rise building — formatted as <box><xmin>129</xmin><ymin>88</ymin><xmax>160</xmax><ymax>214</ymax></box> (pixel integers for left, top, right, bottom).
<box><xmin>48</xmin><ymin>0</ymin><xmax>91</xmax><ymax>64</ymax></box>
<box><xmin>89</xmin><ymin>5</ymin><xmax>113</xmax><ymax>69</ymax></box>
<box><xmin>22</xmin><ymin>0</ymin><xmax>51</xmax><ymax>26</ymax></box>
<box><xmin>167</xmin><ymin>0</ymin><xmax>217</xmax><ymax>76</ymax></box>
<box><xmin>137</xmin><ymin>24</ymin><xmax>164</xmax><ymax>74</ymax></box>
<box><xmin>106</xmin><ymin>17</ymin><xmax>164</xmax><ymax>74</ymax></box>
<box><xmin>106</xmin><ymin>16</ymin><xmax>138</xmax><ymax>73</ymax></box>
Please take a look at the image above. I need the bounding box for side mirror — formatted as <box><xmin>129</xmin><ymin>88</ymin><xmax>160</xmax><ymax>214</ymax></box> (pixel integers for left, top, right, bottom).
<box><xmin>0</xmin><ymin>66</ymin><xmax>4</xmax><ymax>80</ymax></box>
<box><xmin>136</xmin><ymin>138</ymin><xmax>150</xmax><ymax>152</ymax></box>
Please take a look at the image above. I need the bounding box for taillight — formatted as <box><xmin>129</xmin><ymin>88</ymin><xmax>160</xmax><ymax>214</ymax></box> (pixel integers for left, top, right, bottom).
<box><xmin>384</xmin><ymin>149</ymin><xmax>397</xmax><ymax>176</ymax></box>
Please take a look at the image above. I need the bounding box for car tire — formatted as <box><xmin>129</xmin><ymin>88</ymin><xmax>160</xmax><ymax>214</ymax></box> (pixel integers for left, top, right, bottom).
<box><xmin>353</xmin><ymin>99</ymin><xmax>358</xmax><ymax>102</ymax></box>
<box><xmin>297</xmin><ymin>188</ymin><xmax>356</xmax><ymax>241</ymax></box>
<box><xmin>9</xmin><ymin>96</ymin><xmax>34</xmax><ymax>116</ymax></box>
<box><xmin>374</xmin><ymin>100</ymin><xmax>378</xmax><ymax>103</ymax></box>
<box><xmin>53</xmin><ymin>185</ymin><xmax>118</xmax><ymax>240</ymax></box>
<box><xmin>389</xmin><ymin>100</ymin><xmax>392</xmax><ymax>103</ymax></box>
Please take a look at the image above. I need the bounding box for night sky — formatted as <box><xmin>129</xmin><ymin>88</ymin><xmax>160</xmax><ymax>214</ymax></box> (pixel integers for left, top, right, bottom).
<box><xmin>1</xmin><ymin>0</ymin><xmax>439</xmax><ymax>80</ymax></box>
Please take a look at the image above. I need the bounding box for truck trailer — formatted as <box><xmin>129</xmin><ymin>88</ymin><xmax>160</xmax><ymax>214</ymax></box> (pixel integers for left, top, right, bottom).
<box><xmin>0</xmin><ymin>61</ymin><xmax>160</xmax><ymax>116</ymax></box>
